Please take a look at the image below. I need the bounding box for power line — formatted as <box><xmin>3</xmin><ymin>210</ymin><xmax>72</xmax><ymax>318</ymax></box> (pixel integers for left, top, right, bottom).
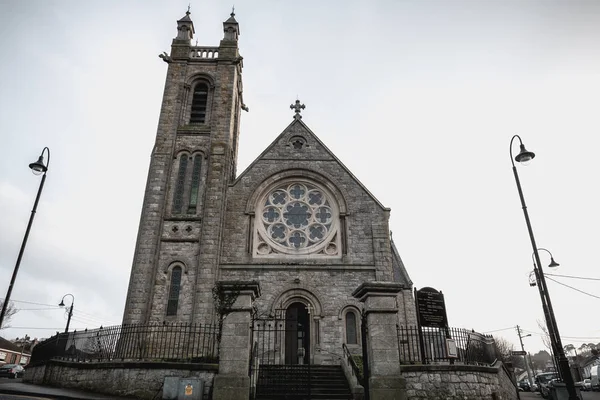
<box><xmin>545</xmin><ymin>273</ymin><xmax>600</xmax><ymax>281</ymax></box>
<box><xmin>74</xmin><ymin>309</ymin><xmax>119</xmax><ymax>324</ymax></box>
<box><xmin>18</xmin><ymin>308</ymin><xmax>63</xmax><ymax>311</ymax></box>
<box><xmin>483</xmin><ymin>326</ymin><xmax>516</xmax><ymax>334</ymax></box>
<box><xmin>520</xmin><ymin>329</ymin><xmax>544</xmax><ymax>337</ymax></box>
<box><xmin>7</xmin><ymin>326</ymin><xmax>88</xmax><ymax>330</ymax></box>
<box><xmin>70</xmin><ymin>318</ymin><xmax>96</xmax><ymax>328</ymax></box>
<box><xmin>2</xmin><ymin>298</ymin><xmax>119</xmax><ymax>324</ymax></box>
<box><xmin>521</xmin><ymin>328</ymin><xmax>600</xmax><ymax>340</ymax></box>
<box><xmin>71</xmin><ymin>313</ymin><xmax>117</xmax><ymax>324</ymax></box>
<box><xmin>1</xmin><ymin>299</ymin><xmax>61</xmax><ymax>308</ymax></box>
<box><xmin>70</xmin><ymin>315</ymin><xmax>113</xmax><ymax>327</ymax></box>
<box><xmin>71</xmin><ymin>310</ymin><xmax>118</xmax><ymax>324</ymax></box>
<box><xmin>546</xmin><ymin>276</ymin><xmax>600</xmax><ymax>300</ymax></box>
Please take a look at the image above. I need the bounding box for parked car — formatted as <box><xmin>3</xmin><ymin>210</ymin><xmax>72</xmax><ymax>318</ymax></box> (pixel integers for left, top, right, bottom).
<box><xmin>583</xmin><ymin>379</ymin><xmax>592</xmax><ymax>391</ymax></box>
<box><xmin>518</xmin><ymin>380</ymin><xmax>532</xmax><ymax>391</ymax></box>
<box><xmin>535</xmin><ymin>372</ymin><xmax>559</xmax><ymax>399</ymax></box>
<box><xmin>592</xmin><ymin>365</ymin><xmax>600</xmax><ymax>391</ymax></box>
<box><xmin>0</xmin><ymin>364</ymin><xmax>24</xmax><ymax>379</ymax></box>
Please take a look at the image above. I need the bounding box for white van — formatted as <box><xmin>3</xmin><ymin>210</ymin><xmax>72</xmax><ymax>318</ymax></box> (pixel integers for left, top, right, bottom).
<box><xmin>591</xmin><ymin>365</ymin><xmax>600</xmax><ymax>391</ymax></box>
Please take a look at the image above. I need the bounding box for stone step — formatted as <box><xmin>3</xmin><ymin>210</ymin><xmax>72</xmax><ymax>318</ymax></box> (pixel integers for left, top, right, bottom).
<box><xmin>255</xmin><ymin>365</ymin><xmax>353</xmax><ymax>400</ymax></box>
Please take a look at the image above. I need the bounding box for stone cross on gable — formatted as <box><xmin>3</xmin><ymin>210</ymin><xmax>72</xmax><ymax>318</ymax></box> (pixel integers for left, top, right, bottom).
<box><xmin>290</xmin><ymin>99</ymin><xmax>306</xmax><ymax>120</ymax></box>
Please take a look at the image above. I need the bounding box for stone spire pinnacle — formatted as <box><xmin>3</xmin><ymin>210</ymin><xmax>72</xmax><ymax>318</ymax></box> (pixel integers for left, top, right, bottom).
<box><xmin>223</xmin><ymin>8</ymin><xmax>240</xmax><ymax>41</ymax></box>
<box><xmin>176</xmin><ymin>8</ymin><xmax>195</xmax><ymax>41</ymax></box>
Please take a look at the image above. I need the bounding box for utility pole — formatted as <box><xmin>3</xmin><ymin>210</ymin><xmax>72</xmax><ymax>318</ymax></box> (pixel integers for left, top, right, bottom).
<box><xmin>517</xmin><ymin>325</ymin><xmax>534</xmax><ymax>387</ymax></box>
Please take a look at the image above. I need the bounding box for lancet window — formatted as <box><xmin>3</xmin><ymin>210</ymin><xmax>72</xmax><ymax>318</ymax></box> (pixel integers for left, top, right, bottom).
<box><xmin>173</xmin><ymin>154</ymin><xmax>188</xmax><ymax>214</ymax></box>
<box><xmin>345</xmin><ymin>311</ymin><xmax>358</xmax><ymax>345</ymax></box>
<box><xmin>188</xmin><ymin>154</ymin><xmax>203</xmax><ymax>212</ymax></box>
<box><xmin>166</xmin><ymin>266</ymin><xmax>182</xmax><ymax>316</ymax></box>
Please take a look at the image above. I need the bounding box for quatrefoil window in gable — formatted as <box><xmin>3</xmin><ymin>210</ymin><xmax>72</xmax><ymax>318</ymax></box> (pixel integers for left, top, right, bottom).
<box><xmin>288</xmin><ymin>136</ymin><xmax>307</xmax><ymax>150</ymax></box>
<box><xmin>254</xmin><ymin>181</ymin><xmax>341</xmax><ymax>258</ymax></box>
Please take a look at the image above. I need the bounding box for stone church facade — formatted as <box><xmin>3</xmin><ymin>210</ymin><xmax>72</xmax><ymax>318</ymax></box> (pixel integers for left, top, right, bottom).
<box><xmin>122</xmin><ymin>10</ymin><xmax>417</xmax><ymax>365</ymax></box>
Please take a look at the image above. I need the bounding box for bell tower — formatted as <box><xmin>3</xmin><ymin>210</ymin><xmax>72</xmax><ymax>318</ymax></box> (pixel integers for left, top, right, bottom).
<box><xmin>123</xmin><ymin>10</ymin><xmax>245</xmax><ymax>325</ymax></box>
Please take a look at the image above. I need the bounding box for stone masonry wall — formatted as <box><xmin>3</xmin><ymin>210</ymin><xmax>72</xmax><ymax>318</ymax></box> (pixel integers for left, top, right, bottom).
<box><xmin>217</xmin><ymin>120</ymin><xmax>407</xmax><ymax>362</ymax></box>
<box><xmin>397</xmin><ymin>289</ymin><xmax>418</xmax><ymax>326</ymax></box>
<box><xmin>123</xmin><ymin>25</ymin><xmax>243</xmax><ymax>325</ymax></box>
<box><xmin>24</xmin><ymin>361</ymin><xmax>217</xmax><ymax>400</ymax></box>
<box><xmin>221</xmin><ymin>268</ymin><xmax>374</xmax><ymax>362</ymax></box>
<box><xmin>497</xmin><ymin>363</ymin><xmax>520</xmax><ymax>400</ymax></box>
<box><xmin>222</xmin><ymin>120</ymin><xmax>392</xmax><ymax>271</ymax></box>
<box><xmin>401</xmin><ymin>364</ymin><xmax>518</xmax><ymax>400</ymax></box>
<box><xmin>122</xmin><ymin>59</ymin><xmax>190</xmax><ymax>325</ymax></box>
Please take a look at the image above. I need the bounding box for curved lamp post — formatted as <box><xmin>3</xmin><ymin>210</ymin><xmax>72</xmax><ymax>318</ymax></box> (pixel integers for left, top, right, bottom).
<box><xmin>59</xmin><ymin>294</ymin><xmax>75</xmax><ymax>333</ymax></box>
<box><xmin>509</xmin><ymin>136</ymin><xmax>577</xmax><ymax>399</ymax></box>
<box><xmin>532</xmin><ymin>248</ymin><xmax>561</xmax><ymax>373</ymax></box>
<box><xmin>0</xmin><ymin>147</ymin><xmax>50</xmax><ymax>329</ymax></box>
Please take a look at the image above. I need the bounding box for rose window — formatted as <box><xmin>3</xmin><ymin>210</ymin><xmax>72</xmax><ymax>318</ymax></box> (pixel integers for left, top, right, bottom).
<box><xmin>255</xmin><ymin>182</ymin><xmax>340</xmax><ymax>257</ymax></box>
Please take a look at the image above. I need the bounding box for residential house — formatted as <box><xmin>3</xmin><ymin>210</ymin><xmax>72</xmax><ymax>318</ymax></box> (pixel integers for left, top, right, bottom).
<box><xmin>0</xmin><ymin>337</ymin><xmax>31</xmax><ymax>366</ymax></box>
<box><xmin>582</xmin><ymin>356</ymin><xmax>600</xmax><ymax>379</ymax></box>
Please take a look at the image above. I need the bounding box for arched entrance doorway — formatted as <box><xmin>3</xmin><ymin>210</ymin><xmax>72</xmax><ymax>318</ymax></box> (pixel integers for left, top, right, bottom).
<box><xmin>285</xmin><ymin>302</ymin><xmax>310</xmax><ymax>365</ymax></box>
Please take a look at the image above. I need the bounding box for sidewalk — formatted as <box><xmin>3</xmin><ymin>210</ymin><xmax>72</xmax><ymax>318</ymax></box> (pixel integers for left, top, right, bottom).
<box><xmin>519</xmin><ymin>392</ymin><xmax>541</xmax><ymax>399</ymax></box>
<box><xmin>0</xmin><ymin>380</ymin><xmax>136</xmax><ymax>399</ymax></box>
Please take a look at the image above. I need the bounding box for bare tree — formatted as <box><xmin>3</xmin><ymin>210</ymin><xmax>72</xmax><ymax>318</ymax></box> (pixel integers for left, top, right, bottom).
<box><xmin>0</xmin><ymin>301</ymin><xmax>18</xmax><ymax>330</ymax></box>
<box><xmin>493</xmin><ymin>337</ymin><xmax>526</xmax><ymax>369</ymax></box>
<box><xmin>494</xmin><ymin>337</ymin><xmax>514</xmax><ymax>362</ymax></box>
<box><xmin>537</xmin><ymin>320</ymin><xmax>554</xmax><ymax>355</ymax></box>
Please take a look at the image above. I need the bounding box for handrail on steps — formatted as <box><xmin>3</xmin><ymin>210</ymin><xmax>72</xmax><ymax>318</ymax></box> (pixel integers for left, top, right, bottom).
<box><xmin>342</xmin><ymin>343</ymin><xmax>364</xmax><ymax>386</ymax></box>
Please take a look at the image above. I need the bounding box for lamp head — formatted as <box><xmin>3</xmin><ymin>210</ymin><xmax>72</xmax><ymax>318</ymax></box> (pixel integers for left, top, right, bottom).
<box><xmin>549</xmin><ymin>257</ymin><xmax>560</xmax><ymax>268</ymax></box>
<box><xmin>58</xmin><ymin>300</ymin><xmax>65</xmax><ymax>307</ymax></box>
<box><xmin>29</xmin><ymin>156</ymin><xmax>47</xmax><ymax>175</ymax></box>
<box><xmin>529</xmin><ymin>270</ymin><xmax>537</xmax><ymax>287</ymax></box>
<box><xmin>515</xmin><ymin>144</ymin><xmax>535</xmax><ymax>164</ymax></box>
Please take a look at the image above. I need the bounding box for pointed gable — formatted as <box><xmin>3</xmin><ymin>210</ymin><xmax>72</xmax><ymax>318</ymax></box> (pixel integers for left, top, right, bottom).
<box><xmin>235</xmin><ymin>118</ymin><xmax>388</xmax><ymax>212</ymax></box>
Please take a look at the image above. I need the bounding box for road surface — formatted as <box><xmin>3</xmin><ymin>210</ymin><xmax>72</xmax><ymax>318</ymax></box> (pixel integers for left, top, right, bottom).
<box><xmin>520</xmin><ymin>391</ymin><xmax>600</xmax><ymax>400</ymax></box>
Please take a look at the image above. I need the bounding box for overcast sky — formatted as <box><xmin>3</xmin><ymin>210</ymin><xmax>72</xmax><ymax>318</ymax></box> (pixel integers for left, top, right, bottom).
<box><xmin>1</xmin><ymin>0</ymin><xmax>599</xmax><ymax>356</ymax></box>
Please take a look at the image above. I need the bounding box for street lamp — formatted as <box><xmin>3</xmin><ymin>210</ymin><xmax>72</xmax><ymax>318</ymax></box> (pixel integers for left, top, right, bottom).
<box><xmin>509</xmin><ymin>135</ymin><xmax>577</xmax><ymax>399</ymax></box>
<box><xmin>59</xmin><ymin>294</ymin><xmax>75</xmax><ymax>333</ymax></box>
<box><xmin>532</xmin><ymin>248</ymin><xmax>561</xmax><ymax>373</ymax></box>
<box><xmin>0</xmin><ymin>147</ymin><xmax>50</xmax><ymax>329</ymax></box>
<box><xmin>516</xmin><ymin>325</ymin><xmax>534</xmax><ymax>388</ymax></box>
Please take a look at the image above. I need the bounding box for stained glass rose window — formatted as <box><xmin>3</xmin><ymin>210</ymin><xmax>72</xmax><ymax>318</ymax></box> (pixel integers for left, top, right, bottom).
<box><xmin>254</xmin><ymin>181</ymin><xmax>340</xmax><ymax>257</ymax></box>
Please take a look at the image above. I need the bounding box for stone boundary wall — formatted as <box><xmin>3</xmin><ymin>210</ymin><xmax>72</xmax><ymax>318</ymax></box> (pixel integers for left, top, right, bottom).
<box><xmin>401</xmin><ymin>363</ymin><xmax>518</xmax><ymax>400</ymax></box>
<box><xmin>24</xmin><ymin>360</ymin><xmax>217</xmax><ymax>400</ymax></box>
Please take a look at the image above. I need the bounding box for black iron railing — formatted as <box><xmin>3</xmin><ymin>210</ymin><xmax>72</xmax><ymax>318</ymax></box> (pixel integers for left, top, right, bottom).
<box><xmin>30</xmin><ymin>323</ymin><xmax>219</xmax><ymax>365</ymax></box>
<box><xmin>342</xmin><ymin>343</ymin><xmax>364</xmax><ymax>386</ymax></box>
<box><xmin>397</xmin><ymin>325</ymin><xmax>497</xmax><ymax>366</ymax></box>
